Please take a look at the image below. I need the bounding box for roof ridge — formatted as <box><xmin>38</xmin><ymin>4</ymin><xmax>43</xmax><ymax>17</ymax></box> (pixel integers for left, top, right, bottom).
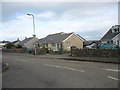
<box><xmin>48</xmin><ymin>32</ymin><xmax>65</xmax><ymax>35</ymax></box>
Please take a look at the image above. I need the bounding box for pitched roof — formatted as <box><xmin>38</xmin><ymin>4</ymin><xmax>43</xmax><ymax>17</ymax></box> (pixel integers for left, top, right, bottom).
<box><xmin>0</xmin><ymin>41</ymin><xmax>9</xmax><ymax>43</ymax></box>
<box><xmin>77</xmin><ymin>34</ymin><xmax>86</xmax><ymax>41</ymax></box>
<box><xmin>21</xmin><ymin>37</ymin><xmax>33</xmax><ymax>43</ymax></box>
<box><xmin>84</xmin><ymin>40</ymin><xmax>101</xmax><ymax>46</ymax></box>
<box><xmin>45</xmin><ymin>32</ymin><xmax>73</xmax><ymax>43</ymax></box>
<box><xmin>112</xmin><ymin>33</ymin><xmax>120</xmax><ymax>40</ymax></box>
<box><xmin>35</xmin><ymin>38</ymin><xmax>45</xmax><ymax>44</ymax></box>
<box><xmin>12</xmin><ymin>39</ymin><xmax>21</xmax><ymax>44</ymax></box>
<box><xmin>101</xmin><ymin>25</ymin><xmax>120</xmax><ymax>41</ymax></box>
<box><xmin>38</xmin><ymin>32</ymin><xmax>84</xmax><ymax>44</ymax></box>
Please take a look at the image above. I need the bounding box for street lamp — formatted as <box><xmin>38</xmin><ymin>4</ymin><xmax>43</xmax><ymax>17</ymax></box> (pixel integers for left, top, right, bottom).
<box><xmin>27</xmin><ymin>13</ymin><xmax>36</xmax><ymax>37</ymax></box>
<box><xmin>27</xmin><ymin>13</ymin><xmax>36</xmax><ymax>55</ymax></box>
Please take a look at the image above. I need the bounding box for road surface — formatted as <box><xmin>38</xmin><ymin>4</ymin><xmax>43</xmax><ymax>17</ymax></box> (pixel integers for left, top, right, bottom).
<box><xmin>2</xmin><ymin>53</ymin><xmax>119</xmax><ymax>88</ymax></box>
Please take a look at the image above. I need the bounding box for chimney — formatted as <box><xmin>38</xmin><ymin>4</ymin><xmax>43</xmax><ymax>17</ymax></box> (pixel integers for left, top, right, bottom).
<box><xmin>17</xmin><ymin>38</ymin><xmax>19</xmax><ymax>41</ymax></box>
<box><xmin>33</xmin><ymin>34</ymin><xmax>36</xmax><ymax>37</ymax></box>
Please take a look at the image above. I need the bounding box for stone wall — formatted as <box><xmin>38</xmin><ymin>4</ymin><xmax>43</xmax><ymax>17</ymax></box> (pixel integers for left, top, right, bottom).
<box><xmin>71</xmin><ymin>46</ymin><xmax>120</xmax><ymax>58</ymax></box>
<box><xmin>2</xmin><ymin>49</ymin><xmax>26</xmax><ymax>53</ymax></box>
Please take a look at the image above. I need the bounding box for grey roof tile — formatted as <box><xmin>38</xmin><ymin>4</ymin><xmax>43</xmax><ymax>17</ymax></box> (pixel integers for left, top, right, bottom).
<box><xmin>38</xmin><ymin>32</ymin><xmax>84</xmax><ymax>44</ymax></box>
<box><xmin>101</xmin><ymin>25</ymin><xmax>120</xmax><ymax>41</ymax></box>
<box><xmin>21</xmin><ymin>37</ymin><xmax>33</xmax><ymax>43</ymax></box>
<box><xmin>44</xmin><ymin>32</ymin><xmax>73</xmax><ymax>43</ymax></box>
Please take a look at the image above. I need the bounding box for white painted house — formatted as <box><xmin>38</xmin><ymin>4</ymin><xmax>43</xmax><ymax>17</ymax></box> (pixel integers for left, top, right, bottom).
<box><xmin>101</xmin><ymin>25</ymin><xmax>120</xmax><ymax>47</ymax></box>
<box><xmin>18</xmin><ymin>36</ymin><xmax>39</xmax><ymax>49</ymax></box>
<box><xmin>112</xmin><ymin>33</ymin><xmax>120</xmax><ymax>47</ymax></box>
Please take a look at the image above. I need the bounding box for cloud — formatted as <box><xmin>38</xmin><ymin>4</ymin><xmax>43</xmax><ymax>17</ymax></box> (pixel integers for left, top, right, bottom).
<box><xmin>36</xmin><ymin>11</ymin><xmax>56</xmax><ymax>18</ymax></box>
<box><xmin>35</xmin><ymin>11</ymin><xmax>56</xmax><ymax>21</ymax></box>
<box><xmin>1</xmin><ymin>2</ymin><xmax>118</xmax><ymax>41</ymax></box>
<box><xmin>1</xmin><ymin>0</ymin><xmax>119</xmax><ymax>2</ymax></box>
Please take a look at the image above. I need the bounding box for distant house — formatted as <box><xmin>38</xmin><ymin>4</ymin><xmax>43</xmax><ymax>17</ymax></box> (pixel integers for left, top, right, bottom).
<box><xmin>35</xmin><ymin>32</ymin><xmax>85</xmax><ymax>51</ymax></box>
<box><xmin>101</xmin><ymin>25</ymin><xmax>120</xmax><ymax>47</ymax></box>
<box><xmin>0</xmin><ymin>41</ymin><xmax>9</xmax><ymax>48</ymax></box>
<box><xmin>12</xmin><ymin>38</ymin><xmax>21</xmax><ymax>46</ymax></box>
<box><xmin>112</xmin><ymin>33</ymin><xmax>120</xmax><ymax>47</ymax></box>
<box><xmin>19</xmin><ymin>36</ymin><xmax>39</xmax><ymax>49</ymax></box>
<box><xmin>83</xmin><ymin>40</ymin><xmax>101</xmax><ymax>49</ymax></box>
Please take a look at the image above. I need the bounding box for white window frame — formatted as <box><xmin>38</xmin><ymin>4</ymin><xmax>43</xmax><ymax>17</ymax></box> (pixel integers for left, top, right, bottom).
<box><xmin>67</xmin><ymin>42</ymin><xmax>71</xmax><ymax>48</ymax></box>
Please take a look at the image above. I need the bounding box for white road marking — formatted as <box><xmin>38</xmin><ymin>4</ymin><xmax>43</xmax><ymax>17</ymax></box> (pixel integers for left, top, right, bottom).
<box><xmin>108</xmin><ymin>76</ymin><xmax>119</xmax><ymax>81</ymax></box>
<box><xmin>104</xmin><ymin>69</ymin><xmax>119</xmax><ymax>72</ymax></box>
<box><xmin>46</xmin><ymin>64</ymin><xmax>85</xmax><ymax>72</ymax></box>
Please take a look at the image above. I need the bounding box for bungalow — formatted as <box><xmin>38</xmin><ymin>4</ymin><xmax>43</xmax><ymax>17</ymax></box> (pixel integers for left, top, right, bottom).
<box><xmin>101</xmin><ymin>25</ymin><xmax>120</xmax><ymax>47</ymax></box>
<box><xmin>18</xmin><ymin>36</ymin><xmax>39</xmax><ymax>49</ymax></box>
<box><xmin>12</xmin><ymin>38</ymin><xmax>21</xmax><ymax>46</ymax></box>
<box><xmin>35</xmin><ymin>32</ymin><xmax>85</xmax><ymax>51</ymax></box>
<box><xmin>112</xmin><ymin>33</ymin><xmax>120</xmax><ymax>47</ymax></box>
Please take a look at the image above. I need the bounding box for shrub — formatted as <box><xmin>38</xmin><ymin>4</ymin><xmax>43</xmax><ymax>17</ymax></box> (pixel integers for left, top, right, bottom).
<box><xmin>58</xmin><ymin>48</ymin><xmax>64</xmax><ymax>54</ymax></box>
<box><xmin>16</xmin><ymin>45</ymin><xmax>22</xmax><ymax>48</ymax></box>
<box><xmin>5</xmin><ymin>43</ymin><xmax>16</xmax><ymax>49</ymax></box>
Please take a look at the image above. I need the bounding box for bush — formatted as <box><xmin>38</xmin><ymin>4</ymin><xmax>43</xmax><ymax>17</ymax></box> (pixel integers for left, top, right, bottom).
<box><xmin>58</xmin><ymin>48</ymin><xmax>64</xmax><ymax>54</ymax></box>
<box><xmin>16</xmin><ymin>45</ymin><xmax>22</xmax><ymax>48</ymax></box>
<box><xmin>5</xmin><ymin>43</ymin><xmax>16</xmax><ymax>49</ymax></box>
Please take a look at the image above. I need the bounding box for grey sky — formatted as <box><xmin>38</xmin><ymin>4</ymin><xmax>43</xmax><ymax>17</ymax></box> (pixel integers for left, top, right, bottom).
<box><xmin>0</xmin><ymin>1</ymin><xmax>119</xmax><ymax>41</ymax></box>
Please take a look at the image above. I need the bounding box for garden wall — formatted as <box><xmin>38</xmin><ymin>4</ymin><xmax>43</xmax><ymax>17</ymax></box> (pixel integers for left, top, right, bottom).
<box><xmin>2</xmin><ymin>49</ymin><xmax>26</xmax><ymax>53</ymax></box>
<box><xmin>71</xmin><ymin>46</ymin><xmax>120</xmax><ymax>58</ymax></box>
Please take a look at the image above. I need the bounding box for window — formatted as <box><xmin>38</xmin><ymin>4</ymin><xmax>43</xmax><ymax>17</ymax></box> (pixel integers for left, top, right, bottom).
<box><xmin>112</xmin><ymin>28</ymin><xmax>120</xmax><ymax>33</ymax></box>
<box><xmin>45</xmin><ymin>44</ymin><xmax>48</xmax><ymax>48</ymax></box>
<box><xmin>67</xmin><ymin>42</ymin><xmax>71</xmax><ymax>48</ymax></box>
<box><xmin>114</xmin><ymin>29</ymin><xmax>117</xmax><ymax>32</ymax></box>
<box><xmin>60</xmin><ymin>43</ymin><xmax>63</xmax><ymax>48</ymax></box>
<box><xmin>51</xmin><ymin>43</ymin><xmax>55</xmax><ymax>47</ymax></box>
<box><xmin>57</xmin><ymin>43</ymin><xmax>59</xmax><ymax>48</ymax></box>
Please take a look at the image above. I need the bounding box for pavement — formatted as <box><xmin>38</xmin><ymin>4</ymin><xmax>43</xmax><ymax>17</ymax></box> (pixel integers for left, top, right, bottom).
<box><xmin>2</xmin><ymin>63</ymin><xmax>9</xmax><ymax>72</ymax></box>
<box><xmin>0</xmin><ymin>62</ymin><xmax>9</xmax><ymax>72</ymax></box>
<box><xmin>2</xmin><ymin>52</ymin><xmax>119</xmax><ymax>64</ymax></box>
<box><xmin>2</xmin><ymin>53</ymin><xmax>120</xmax><ymax>88</ymax></box>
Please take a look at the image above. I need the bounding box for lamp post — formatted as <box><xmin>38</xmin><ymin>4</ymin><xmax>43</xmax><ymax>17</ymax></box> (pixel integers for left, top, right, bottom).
<box><xmin>27</xmin><ymin>13</ymin><xmax>36</xmax><ymax>37</ymax></box>
<box><xmin>27</xmin><ymin>13</ymin><xmax>36</xmax><ymax>55</ymax></box>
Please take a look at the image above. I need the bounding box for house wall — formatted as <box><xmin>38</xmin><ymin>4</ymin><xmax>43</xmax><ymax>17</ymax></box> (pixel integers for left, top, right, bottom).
<box><xmin>48</xmin><ymin>43</ymin><xmax>52</xmax><ymax>48</ymax></box>
<box><xmin>14</xmin><ymin>41</ymin><xmax>21</xmax><ymax>46</ymax></box>
<box><xmin>0</xmin><ymin>43</ymin><xmax>6</xmax><ymax>46</ymax></box>
<box><xmin>24</xmin><ymin>37</ymin><xmax>39</xmax><ymax>49</ymax></box>
<box><xmin>47</xmin><ymin>43</ymin><xmax>61</xmax><ymax>51</ymax></box>
<box><xmin>112</xmin><ymin>33</ymin><xmax>120</xmax><ymax>47</ymax></box>
<box><xmin>101</xmin><ymin>41</ymin><xmax>108</xmax><ymax>43</ymax></box>
<box><xmin>63</xmin><ymin>34</ymin><xmax>83</xmax><ymax>51</ymax></box>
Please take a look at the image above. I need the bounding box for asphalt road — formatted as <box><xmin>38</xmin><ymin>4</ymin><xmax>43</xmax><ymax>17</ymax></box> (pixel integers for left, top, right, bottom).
<box><xmin>2</xmin><ymin>53</ymin><xmax>120</xmax><ymax>88</ymax></box>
